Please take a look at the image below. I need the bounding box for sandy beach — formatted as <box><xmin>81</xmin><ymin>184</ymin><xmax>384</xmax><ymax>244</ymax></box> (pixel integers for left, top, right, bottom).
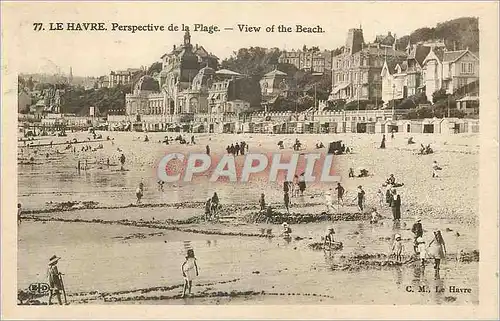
<box><xmin>17</xmin><ymin>130</ymin><xmax>479</xmax><ymax>305</ymax></box>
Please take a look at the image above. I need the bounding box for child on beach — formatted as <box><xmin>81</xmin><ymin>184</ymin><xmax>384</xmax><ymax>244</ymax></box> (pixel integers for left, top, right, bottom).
<box><xmin>324</xmin><ymin>227</ymin><xmax>336</xmax><ymax>250</ymax></box>
<box><xmin>181</xmin><ymin>249</ymin><xmax>199</xmax><ymax>298</ymax></box>
<box><xmin>370</xmin><ymin>208</ymin><xmax>382</xmax><ymax>224</ymax></box>
<box><xmin>416</xmin><ymin>237</ymin><xmax>427</xmax><ymax>267</ymax></box>
<box><xmin>391</xmin><ymin>234</ymin><xmax>404</xmax><ymax>263</ymax></box>
<box><xmin>282</xmin><ymin>222</ymin><xmax>292</xmax><ymax>238</ymax></box>
<box><xmin>136</xmin><ymin>184</ymin><xmax>143</xmax><ymax>204</ymax></box>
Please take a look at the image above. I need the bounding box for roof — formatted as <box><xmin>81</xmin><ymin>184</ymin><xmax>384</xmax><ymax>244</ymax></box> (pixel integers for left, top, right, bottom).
<box><xmin>408</xmin><ymin>45</ymin><xmax>431</xmax><ymax>66</ymax></box>
<box><xmin>135</xmin><ymin>75</ymin><xmax>160</xmax><ymax>92</ymax></box>
<box><xmin>423</xmin><ymin>47</ymin><xmax>445</xmax><ymax>64</ymax></box>
<box><xmin>443</xmin><ymin>49</ymin><xmax>479</xmax><ymax>63</ymax></box>
<box><xmin>264</xmin><ymin>69</ymin><xmax>287</xmax><ymax>77</ymax></box>
<box><xmin>216</xmin><ymin>69</ymin><xmax>242</xmax><ymax>76</ymax></box>
<box><xmin>457</xmin><ymin>95</ymin><xmax>479</xmax><ymax>102</ymax></box>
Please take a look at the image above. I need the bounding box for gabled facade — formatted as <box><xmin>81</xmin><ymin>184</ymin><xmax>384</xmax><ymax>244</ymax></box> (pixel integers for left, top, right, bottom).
<box><xmin>421</xmin><ymin>48</ymin><xmax>479</xmax><ymax>102</ymax></box>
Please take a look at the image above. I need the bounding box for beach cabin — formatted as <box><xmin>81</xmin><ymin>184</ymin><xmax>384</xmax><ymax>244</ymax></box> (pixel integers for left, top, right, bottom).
<box><xmin>432</xmin><ymin>118</ymin><xmax>444</xmax><ymax>134</ymax></box>
<box><xmin>384</xmin><ymin>120</ymin><xmax>398</xmax><ymax>134</ymax></box>
<box><xmin>365</xmin><ymin>122</ymin><xmax>376</xmax><ymax>134</ymax></box>
<box><xmin>421</xmin><ymin>119</ymin><xmax>435</xmax><ymax>133</ymax></box>
<box><xmin>468</xmin><ymin>119</ymin><xmax>479</xmax><ymax>133</ymax></box>
<box><xmin>398</xmin><ymin>120</ymin><xmax>412</xmax><ymax>133</ymax></box>
<box><xmin>375</xmin><ymin>120</ymin><xmax>385</xmax><ymax>133</ymax></box>
<box><xmin>440</xmin><ymin>118</ymin><xmax>467</xmax><ymax>134</ymax></box>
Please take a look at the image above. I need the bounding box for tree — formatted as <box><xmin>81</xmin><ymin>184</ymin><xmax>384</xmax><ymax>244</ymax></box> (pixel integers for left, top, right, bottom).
<box><xmin>147</xmin><ymin>62</ymin><xmax>162</xmax><ymax>75</ymax></box>
<box><xmin>432</xmin><ymin>88</ymin><xmax>447</xmax><ymax>104</ymax></box>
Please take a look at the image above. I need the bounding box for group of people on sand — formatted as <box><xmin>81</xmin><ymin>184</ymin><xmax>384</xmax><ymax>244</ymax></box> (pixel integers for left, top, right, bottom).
<box><xmin>389</xmin><ymin>217</ymin><xmax>447</xmax><ymax>271</ymax></box>
<box><xmin>226</xmin><ymin>141</ymin><xmax>248</xmax><ymax>156</ymax></box>
<box><xmin>282</xmin><ymin>174</ymin><xmax>307</xmax><ymax>213</ymax></box>
<box><xmin>204</xmin><ymin>192</ymin><xmax>221</xmax><ymax>221</ymax></box>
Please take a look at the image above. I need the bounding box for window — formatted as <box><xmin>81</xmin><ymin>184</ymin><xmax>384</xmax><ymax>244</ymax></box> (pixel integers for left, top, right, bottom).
<box><xmin>461</xmin><ymin>62</ymin><xmax>474</xmax><ymax>74</ymax></box>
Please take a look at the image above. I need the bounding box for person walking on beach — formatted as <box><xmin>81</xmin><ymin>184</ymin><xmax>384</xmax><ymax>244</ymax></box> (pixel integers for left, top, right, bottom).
<box><xmin>411</xmin><ymin>218</ymin><xmax>423</xmax><ymax>253</ymax></box>
<box><xmin>380</xmin><ymin>134</ymin><xmax>386</xmax><ymax>149</ymax></box>
<box><xmin>335</xmin><ymin>182</ymin><xmax>345</xmax><ymax>206</ymax></box>
<box><xmin>206</xmin><ymin>145</ymin><xmax>210</xmax><ymax>156</ymax></box>
<box><xmin>391</xmin><ymin>129</ymin><xmax>395</xmax><ymax>139</ymax></box>
<box><xmin>284</xmin><ymin>191</ymin><xmax>290</xmax><ymax>214</ymax></box>
<box><xmin>292</xmin><ymin>175</ymin><xmax>299</xmax><ymax>197</ymax></box>
<box><xmin>390</xmin><ymin>189</ymin><xmax>401</xmax><ymax>221</ymax></box>
<box><xmin>385</xmin><ymin>184</ymin><xmax>393</xmax><ymax>207</ymax></box>
<box><xmin>416</xmin><ymin>237</ymin><xmax>427</xmax><ymax>267</ymax></box>
<box><xmin>376</xmin><ymin>186</ymin><xmax>385</xmax><ymax>208</ymax></box>
<box><xmin>391</xmin><ymin>234</ymin><xmax>404</xmax><ymax>263</ymax></box>
<box><xmin>298</xmin><ymin>173</ymin><xmax>306</xmax><ymax>196</ymax></box>
<box><xmin>17</xmin><ymin>203</ymin><xmax>22</xmax><ymax>226</ymax></box>
<box><xmin>427</xmin><ymin>230</ymin><xmax>447</xmax><ymax>271</ymax></box>
<box><xmin>136</xmin><ymin>184</ymin><xmax>144</xmax><ymax>204</ymax></box>
<box><xmin>354</xmin><ymin>185</ymin><xmax>365</xmax><ymax>212</ymax></box>
<box><xmin>324</xmin><ymin>189</ymin><xmax>334</xmax><ymax>213</ymax></box>
<box><xmin>259</xmin><ymin>193</ymin><xmax>266</xmax><ymax>211</ymax></box>
<box><xmin>229</xmin><ymin>143</ymin><xmax>235</xmax><ymax>155</ymax></box>
<box><xmin>181</xmin><ymin>249</ymin><xmax>199</xmax><ymax>298</ymax></box>
<box><xmin>265</xmin><ymin>205</ymin><xmax>273</xmax><ymax>224</ymax></box>
<box><xmin>235</xmin><ymin>143</ymin><xmax>240</xmax><ymax>156</ymax></box>
<box><xmin>204</xmin><ymin>198</ymin><xmax>212</xmax><ymax>221</ymax></box>
<box><xmin>240</xmin><ymin>142</ymin><xmax>246</xmax><ymax>155</ymax></box>
<box><xmin>47</xmin><ymin>255</ymin><xmax>64</xmax><ymax>305</ymax></box>
<box><xmin>324</xmin><ymin>226</ymin><xmax>336</xmax><ymax>250</ymax></box>
<box><xmin>282</xmin><ymin>222</ymin><xmax>291</xmax><ymax>238</ymax></box>
<box><xmin>120</xmin><ymin>153</ymin><xmax>125</xmax><ymax>171</ymax></box>
<box><xmin>211</xmin><ymin>192</ymin><xmax>220</xmax><ymax>219</ymax></box>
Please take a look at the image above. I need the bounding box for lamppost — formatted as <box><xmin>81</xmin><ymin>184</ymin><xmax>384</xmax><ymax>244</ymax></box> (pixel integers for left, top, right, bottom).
<box><xmin>392</xmin><ymin>83</ymin><xmax>396</xmax><ymax>118</ymax></box>
<box><xmin>209</xmin><ymin>97</ymin><xmax>215</xmax><ymax>133</ymax></box>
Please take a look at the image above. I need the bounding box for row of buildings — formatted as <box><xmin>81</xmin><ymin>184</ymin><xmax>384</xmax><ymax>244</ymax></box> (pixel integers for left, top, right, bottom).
<box><xmin>329</xmin><ymin>27</ymin><xmax>480</xmax><ymax>108</ymax></box>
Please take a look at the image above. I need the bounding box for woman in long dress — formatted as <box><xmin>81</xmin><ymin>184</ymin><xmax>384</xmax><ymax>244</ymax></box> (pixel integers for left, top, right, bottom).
<box><xmin>427</xmin><ymin>230</ymin><xmax>447</xmax><ymax>270</ymax></box>
<box><xmin>182</xmin><ymin>249</ymin><xmax>199</xmax><ymax>297</ymax></box>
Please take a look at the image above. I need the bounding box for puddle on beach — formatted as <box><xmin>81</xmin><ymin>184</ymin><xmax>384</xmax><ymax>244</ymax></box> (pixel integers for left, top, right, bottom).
<box><xmin>18</xmin><ymin>220</ymin><xmax>478</xmax><ymax>305</ymax></box>
<box><xmin>17</xmin><ymin>133</ymin><xmax>479</xmax><ymax>305</ymax></box>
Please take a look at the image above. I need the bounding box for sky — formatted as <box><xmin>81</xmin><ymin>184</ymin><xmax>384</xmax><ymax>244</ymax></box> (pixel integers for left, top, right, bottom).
<box><xmin>2</xmin><ymin>1</ymin><xmax>487</xmax><ymax>78</ymax></box>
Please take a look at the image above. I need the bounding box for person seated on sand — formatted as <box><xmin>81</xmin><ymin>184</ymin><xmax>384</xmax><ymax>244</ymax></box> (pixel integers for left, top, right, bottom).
<box><xmin>315</xmin><ymin>141</ymin><xmax>325</xmax><ymax>149</ymax></box>
<box><xmin>370</xmin><ymin>208</ymin><xmax>382</xmax><ymax>224</ymax></box>
<box><xmin>432</xmin><ymin>160</ymin><xmax>442</xmax><ymax>178</ymax></box>
<box><xmin>144</xmin><ymin>135</ymin><xmax>149</xmax><ymax>142</ymax></box>
<box><xmin>407</xmin><ymin>137</ymin><xmax>415</xmax><ymax>145</ymax></box>
<box><xmin>277</xmin><ymin>141</ymin><xmax>284</xmax><ymax>149</ymax></box>
<box><xmin>386</xmin><ymin>174</ymin><xmax>396</xmax><ymax>185</ymax></box>
<box><xmin>348</xmin><ymin>168</ymin><xmax>355</xmax><ymax>178</ymax></box>
<box><xmin>358</xmin><ymin>168</ymin><xmax>369</xmax><ymax>178</ymax></box>
<box><xmin>324</xmin><ymin>227</ymin><xmax>336</xmax><ymax>249</ymax></box>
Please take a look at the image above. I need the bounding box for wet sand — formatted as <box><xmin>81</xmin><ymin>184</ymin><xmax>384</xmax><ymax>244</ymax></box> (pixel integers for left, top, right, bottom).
<box><xmin>17</xmin><ymin>131</ymin><xmax>479</xmax><ymax>305</ymax></box>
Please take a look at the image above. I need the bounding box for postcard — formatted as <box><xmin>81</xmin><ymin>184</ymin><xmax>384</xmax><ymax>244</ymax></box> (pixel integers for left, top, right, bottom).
<box><xmin>1</xmin><ymin>1</ymin><xmax>498</xmax><ymax>319</ymax></box>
